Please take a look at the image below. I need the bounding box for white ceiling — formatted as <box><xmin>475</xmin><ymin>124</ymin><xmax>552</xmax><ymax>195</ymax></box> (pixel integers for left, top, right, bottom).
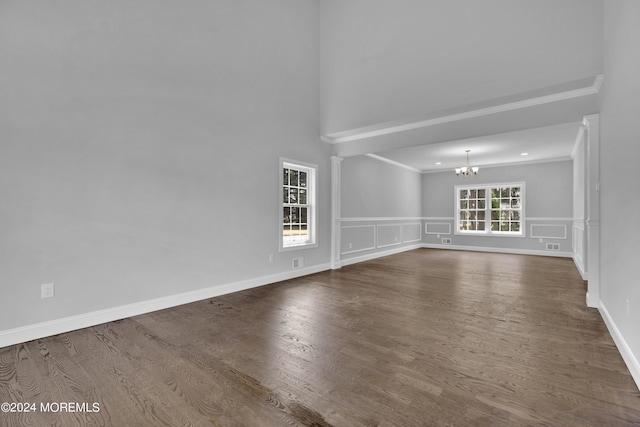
<box><xmin>326</xmin><ymin>75</ymin><xmax>600</xmax><ymax>162</ymax></box>
<box><xmin>371</xmin><ymin>121</ymin><xmax>582</xmax><ymax>173</ymax></box>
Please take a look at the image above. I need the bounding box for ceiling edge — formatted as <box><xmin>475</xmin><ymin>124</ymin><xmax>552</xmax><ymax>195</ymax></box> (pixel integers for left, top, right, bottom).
<box><xmin>322</xmin><ymin>75</ymin><xmax>603</xmax><ymax>145</ymax></box>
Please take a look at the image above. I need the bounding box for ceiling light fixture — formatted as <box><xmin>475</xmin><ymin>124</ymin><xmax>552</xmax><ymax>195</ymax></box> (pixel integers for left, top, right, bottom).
<box><xmin>455</xmin><ymin>149</ymin><xmax>479</xmax><ymax>177</ymax></box>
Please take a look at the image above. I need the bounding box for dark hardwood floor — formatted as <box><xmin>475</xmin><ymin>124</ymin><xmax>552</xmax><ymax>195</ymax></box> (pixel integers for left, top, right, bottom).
<box><xmin>1</xmin><ymin>249</ymin><xmax>639</xmax><ymax>426</ymax></box>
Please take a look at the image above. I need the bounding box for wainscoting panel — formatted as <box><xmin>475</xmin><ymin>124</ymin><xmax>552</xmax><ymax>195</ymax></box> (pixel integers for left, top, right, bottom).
<box><xmin>530</xmin><ymin>223</ymin><xmax>568</xmax><ymax>239</ymax></box>
<box><xmin>341</xmin><ymin>225</ymin><xmax>376</xmax><ymax>255</ymax></box>
<box><xmin>423</xmin><ymin>216</ymin><xmax>574</xmax><ymax>256</ymax></box>
<box><xmin>402</xmin><ymin>222</ymin><xmax>422</xmax><ymax>243</ymax></box>
<box><xmin>377</xmin><ymin>224</ymin><xmax>403</xmax><ymax>248</ymax></box>
<box><xmin>425</xmin><ymin>222</ymin><xmax>452</xmax><ymax>235</ymax></box>
<box><xmin>339</xmin><ymin>218</ymin><xmax>424</xmax><ymax>261</ymax></box>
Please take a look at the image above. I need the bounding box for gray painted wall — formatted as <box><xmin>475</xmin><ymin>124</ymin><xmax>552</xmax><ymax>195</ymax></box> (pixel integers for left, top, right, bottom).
<box><xmin>339</xmin><ymin>155</ymin><xmax>422</xmax><ymax>261</ymax></box>
<box><xmin>341</xmin><ymin>155</ymin><xmax>422</xmax><ymax>218</ymax></box>
<box><xmin>339</xmin><ymin>157</ymin><xmax>573</xmax><ymax>259</ymax></box>
<box><xmin>320</xmin><ymin>0</ymin><xmax>603</xmax><ymax>134</ymax></box>
<box><xmin>423</xmin><ymin>160</ymin><xmax>573</xmax><ymax>253</ymax></box>
<box><xmin>600</xmin><ymin>0</ymin><xmax>640</xmax><ymax>374</ymax></box>
<box><xmin>423</xmin><ymin>161</ymin><xmax>573</xmax><ymax>217</ymax></box>
<box><xmin>0</xmin><ymin>0</ymin><xmax>330</xmax><ymax>332</ymax></box>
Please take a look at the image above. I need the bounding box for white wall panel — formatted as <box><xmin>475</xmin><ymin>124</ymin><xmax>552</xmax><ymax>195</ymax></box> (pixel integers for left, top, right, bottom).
<box><xmin>341</xmin><ymin>225</ymin><xmax>376</xmax><ymax>255</ymax></box>
<box><xmin>377</xmin><ymin>224</ymin><xmax>402</xmax><ymax>248</ymax></box>
<box><xmin>402</xmin><ymin>223</ymin><xmax>422</xmax><ymax>243</ymax></box>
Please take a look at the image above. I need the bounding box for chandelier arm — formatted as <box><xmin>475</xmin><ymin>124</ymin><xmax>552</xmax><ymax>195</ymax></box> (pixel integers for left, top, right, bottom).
<box><xmin>454</xmin><ymin>149</ymin><xmax>478</xmax><ymax>177</ymax></box>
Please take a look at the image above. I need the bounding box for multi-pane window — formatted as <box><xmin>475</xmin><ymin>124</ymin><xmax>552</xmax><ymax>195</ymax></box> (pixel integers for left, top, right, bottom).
<box><xmin>458</xmin><ymin>188</ymin><xmax>487</xmax><ymax>231</ymax></box>
<box><xmin>281</xmin><ymin>160</ymin><xmax>316</xmax><ymax>250</ymax></box>
<box><xmin>490</xmin><ymin>186</ymin><xmax>522</xmax><ymax>233</ymax></box>
<box><xmin>456</xmin><ymin>183</ymin><xmax>524</xmax><ymax>236</ymax></box>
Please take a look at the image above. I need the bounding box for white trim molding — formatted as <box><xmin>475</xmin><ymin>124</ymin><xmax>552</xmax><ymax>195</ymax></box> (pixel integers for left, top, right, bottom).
<box><xmin>365</xmin><ymin>153</ymin><xmax>422</xmax><ymax>173</ymax></box>
<box><xmin>377</xmin><ymin>223</ymin><xmax>403</xmax><ymax>248</ymax></box>
<box><xmin>339</xmin><ymin>218</ymin><xmax>427</xmax><ymax>259</ymax></box>
<box><xmin>599</xmin><ymin>302</ymin><xmax>640</xmax><ymax>390</ymax></box>
<box><xmin>572</xmin><ymin>218</ymin><xmax>588</xmax><ymax>280</ymax></box>
<box><xmin>530</xmin><ymin>224</ymin><xmax>568</xmax><ymax>240</ymax></box>
<box><xmin>340</xmin><ymin>244</ymin><xmax>423</xmax><ymax>267</ymax></box>
<box><xmin>425</xmin><ymin>222</ymin><xmax>452</xmax><ymax>235</ymax></box>
<box><xmin>339</xmin><ymin>217</ymin><xmax>424</xmax><ymax>222</ymax></box>
<box><xmin>330</xmin><ymin>156</ymin><xmax>343</xmax><ymax>269</ymax></box>
<box><xmin>322</xmin><ymin>75</ymin><xmax>603</xmax><ymax>145</ymax></box>
<box><xmin>0</xmin><ymin>263</ymin><xmax>331</xmax><ymax>349</ymax></box>
<box><xmin>402</xmin><ymin>222</ymin><xmax>423</xmax><ymax>243</ymax></box>
<box><xmin>527</xmin><ymin>217</ymin><xmax>573</xmax><ymax>221</ymax></box>
<box><xmin>340</xmin><ymin>225</ymin><xmax>376</xmax><ymax>255</ymax></box>
<box><xmin>583</xmin><ymin>114</ymin><xmax>600</xmax><ymax>308</ymax></box>
<box><xmin>421</xmin><ymin>243</ymin><xmax>573</xmax><ymax>258</ymax></box>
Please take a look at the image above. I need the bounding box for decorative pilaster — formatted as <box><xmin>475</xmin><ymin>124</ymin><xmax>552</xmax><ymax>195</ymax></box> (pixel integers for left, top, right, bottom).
<box><xmin>330</xmin><ymin>156</ymin><xmax>343</xmax><ymax>269</ymax></box>
<box><xmin>584</xmin><ymin>114</ymin><xmax>600</xmax><ymax>308</ymax></box>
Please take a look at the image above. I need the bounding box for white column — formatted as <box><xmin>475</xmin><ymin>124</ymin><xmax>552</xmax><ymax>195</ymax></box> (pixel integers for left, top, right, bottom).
<box><xmin>330</xmin><ymin>156</ymin><xmax>343</xmax><ymax>269</ymax></box>
<box><xmin>584</xmin><ymin>114</ymin><xmax>600</xmax><ymax>308</ymax></box>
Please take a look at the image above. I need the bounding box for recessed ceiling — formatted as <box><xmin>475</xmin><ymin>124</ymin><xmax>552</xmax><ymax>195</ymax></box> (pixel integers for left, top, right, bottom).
<box><xmin>325</xmin><ymin>75</ymin><xmax>600</xmax><ymax>161</ymax></box>
<box><xmin>370</xmin><ymin>122</ymin><xmax>581</xmax><ymax>173</ymax></box>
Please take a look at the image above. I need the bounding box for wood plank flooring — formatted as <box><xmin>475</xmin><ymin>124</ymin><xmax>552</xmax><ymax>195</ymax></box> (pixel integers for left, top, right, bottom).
<box><xmin>1</xmin><ymin>249</ymin><xmax>639</xmax><ymax>426</ymax></box>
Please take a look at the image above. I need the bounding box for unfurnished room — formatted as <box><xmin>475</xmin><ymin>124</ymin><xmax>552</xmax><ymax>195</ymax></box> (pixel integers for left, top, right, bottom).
<box><xmin>1</xmin><ymin>1</ymin><xmax>639</xmax><ymax>426</ymax></box>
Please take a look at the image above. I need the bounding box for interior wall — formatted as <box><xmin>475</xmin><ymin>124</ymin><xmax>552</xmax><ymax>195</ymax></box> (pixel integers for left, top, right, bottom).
<box><xmin>600</xmin><ymin>0</ymin><xmax>640</xmax><ymax>381</ymax></box>
<box><xmin>422</xmin><ymin>160</ymin><xmax>574</xmax><ymax>254</ymax></box>
<box><xmin>320</xmin><ymin>0</ymin><xmax>604</xmax><ymax>134</ymax></box>
<box><xmin>341</xmin><ymin>155</ymin><xmax>421</xmax><ymax>218</ymax></box>
<box><xmin>0</xmin><ymin>0</ymin><xmax>329</xmax><ymax>333</ymax></box>
<box><xmin>572</xmin><ymin>131</ymin><xmax>588</xmax><ymax>278</ymax></box>
<box><xmin>339</xmin><ymin>155</ymin><xmax>422</xmax><ymax>261</ymax></box>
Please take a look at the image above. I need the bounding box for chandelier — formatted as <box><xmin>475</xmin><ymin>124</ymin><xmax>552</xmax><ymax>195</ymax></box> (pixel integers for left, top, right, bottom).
<box><xmin>455</xmin><ymin>149</ymin><xmax>479</xmax><ymax>177</ymax></box>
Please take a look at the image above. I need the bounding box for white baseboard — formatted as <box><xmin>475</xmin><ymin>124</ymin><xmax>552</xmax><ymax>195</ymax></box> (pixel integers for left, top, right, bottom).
<box><xmin>586</xmin><ymin>292</ymin><xmax>599</xmax><ymax>308</ymax></box>
<box><xmin>341</xmin><ymin>243</ymin><xmax>573</xmax><ymax>267</ymax></box>
<box><xmin>573</xmin><ymin>255</ymin><xmax>588</xmax><ymax>280</ymax></box>
<box><xmin>421</xmin><ymin>243</ymin><xmax>573</xmax><ymax>258</ymax></box>
<box><xmin>340</xmin><ymin>244</ymin><xmax>423</xmax><ymax>267</ymax></box>
<box><xmin>0</xmin><ymin>263</ymin><xmax>331</xmax><ymax>349</ymax></box>
<box><xmin>598</xmin><ymin>302</ymin><xmax>640</xmax><ymax>390</ymax></box>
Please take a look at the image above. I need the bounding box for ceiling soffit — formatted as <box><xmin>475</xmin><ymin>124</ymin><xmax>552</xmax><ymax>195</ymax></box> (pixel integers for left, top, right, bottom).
<box><xmin>324</xmin><ymin>75</ymin><xmax>602</xmax><ymax>160</ymax></box>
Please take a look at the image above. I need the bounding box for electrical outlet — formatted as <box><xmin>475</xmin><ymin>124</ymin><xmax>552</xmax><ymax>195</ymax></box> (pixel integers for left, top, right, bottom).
<box><xmin>268</xmin><ymin>253</ymin><xmax>274</xmax><ymax>262</ymax></box>
<box><xmin>41</xmin><ymin>283</ymin><xmax>55</xmax><ymax>299</ymax></box>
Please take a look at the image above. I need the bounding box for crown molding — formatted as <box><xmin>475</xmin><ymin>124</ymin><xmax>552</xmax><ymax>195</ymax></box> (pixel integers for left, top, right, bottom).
<box><xmin>322</xmin><ymin>75</ymin><xmax>603</xmax><ymax>145</ymax></box>
<box><xmin>365</xmin><ymin>153</ymin><xmax>422</xmax><ymax>173</ymax></box>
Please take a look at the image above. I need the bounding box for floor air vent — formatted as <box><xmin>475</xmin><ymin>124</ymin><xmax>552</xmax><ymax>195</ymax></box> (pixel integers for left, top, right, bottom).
<box><xmin>292</xmin><ymin>257</ymin><xmax>304</xmax><ymax>269</ymax></box>
<box><xmin>546</xmin><ymin>243</ymin><xmax>560</xmax><ymax>251</ymax></box>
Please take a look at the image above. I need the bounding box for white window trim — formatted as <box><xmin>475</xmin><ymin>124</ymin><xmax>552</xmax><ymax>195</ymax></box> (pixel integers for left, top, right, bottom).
<box><xmin>454</xmin><ymin>182</ymin><xmax>526</xmax><ymax>237</ymax></box>
<box><xmin>279</xmin><ymin>158</ymin><xmax>318</xmax><ymax>252</ymax></box>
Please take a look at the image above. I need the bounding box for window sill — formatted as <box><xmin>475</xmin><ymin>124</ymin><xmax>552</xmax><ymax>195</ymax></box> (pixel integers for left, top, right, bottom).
<box><xmin>280</xmin><ymin>242</ymin><xmax>318</xmax><ymax>252</ymax></box>
<box><xmin>455</xmin><ymin>232</ymin><xmax>525</xmax><ymax>238</ymax></box>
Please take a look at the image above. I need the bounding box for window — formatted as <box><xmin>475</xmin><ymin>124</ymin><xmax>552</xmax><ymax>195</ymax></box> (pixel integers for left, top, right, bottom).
<box><xmin>281</xmin><ymin>160</ymin><xmax>317</xmax><ymax>250</ymax></box>
<box><xmin>455</xmin><ymin>183</ymin><xmax>525</xmax><ymax>236</ymax></box>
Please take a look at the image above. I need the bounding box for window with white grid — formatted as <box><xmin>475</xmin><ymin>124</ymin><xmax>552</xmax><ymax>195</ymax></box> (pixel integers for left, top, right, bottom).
<box><xmin>455</xmin><ymin>183</ymin><xmax>525</xmax><ymax>236</ymax></box>
<box><xmin>281</xmin><ymin>160</ymin><xmax>317</xmax><ymax>250</ymax></box>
